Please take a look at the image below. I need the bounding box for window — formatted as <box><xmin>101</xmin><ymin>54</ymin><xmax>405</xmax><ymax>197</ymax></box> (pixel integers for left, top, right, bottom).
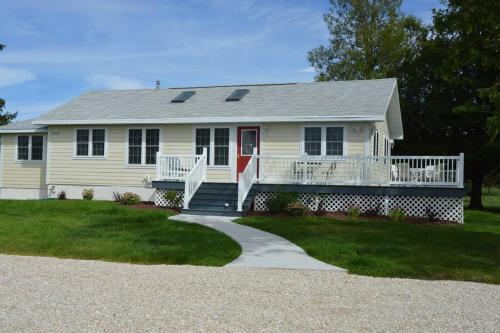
<box><xmin>127</xmin><ymin>128</ymin><xmax>160</xmax><ymax>166</ymax></box>
<box><xmin>326</xmin><ymin>127</ymin><xmax>344</xmax><ymax>156</ymax></box>
<box><xmin>195</xmin><ymin>128</ymin><xmax>211</xmax><ymax>163</ymax></box>
<box><xmin>373</xmin><ymin>130</ymin><xmax>379</xmax><ymax>156</ymax></box>
<box><xmin>214</xmin><ymin>128</ymin><xmax>229</xmax><ymax>166</ymax></box>
<box><xmin>304</xmin><ymin>127</ymin><xmax>322</xmax><ymax>156</ymax></box>
<box><xmin>195</xmin><ymin>127</ymin><xmax>230</xmax><ymax>166</ymax></box>
<box><xmin>76</xmin><ymin>129</ymin><xmax>105</xmax><ymax>157</ymax></box>
<box><xmin>17</xmin><ymin>135</ymin><xmax>44</xmax><ymax>161</ymax></box>
<box><xmin>303</xmin><ymin>126</ymin><xmax>344</xmax><ymax>156</ymax></box>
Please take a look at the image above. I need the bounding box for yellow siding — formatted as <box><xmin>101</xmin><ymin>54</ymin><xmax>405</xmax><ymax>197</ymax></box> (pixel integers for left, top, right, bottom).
<box><xmin>1</xmin><ymin>134</ymin><xmax>46</xmax><ymax>188</ymax></box>
<box><xmin>262</xmin><ymin>122</ymin><xmax>367</xmax><ymax>156</ymax></box>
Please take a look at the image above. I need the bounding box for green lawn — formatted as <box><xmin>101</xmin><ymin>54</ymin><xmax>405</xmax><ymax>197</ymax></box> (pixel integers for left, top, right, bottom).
<box><xmin>237</xmin><ymin>188</ymin><xmax>500</xmax><ymax>284</ymax></box>
<box><xmin>0</xmin><ymin>200</ymin><xmax>241</xmax><ymax>266</ymax></box>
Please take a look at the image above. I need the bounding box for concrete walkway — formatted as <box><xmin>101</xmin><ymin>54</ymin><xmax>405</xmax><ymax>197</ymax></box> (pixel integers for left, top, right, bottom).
<box><xmin>169</xmin><ymin>214</ymin><xmax>345</xmax><ymax>271</ymax></box>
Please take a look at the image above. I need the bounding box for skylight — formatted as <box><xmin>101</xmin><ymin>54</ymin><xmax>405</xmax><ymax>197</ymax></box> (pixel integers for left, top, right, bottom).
<box><xmin>225</xmin><ymin>89</ymin><xmax>249</xmax><ymax>102</ymax></box>
<box><xmin>171</xmin><ymin>91</ymin><xmax>195</xmax><ymax>103</ymax></box>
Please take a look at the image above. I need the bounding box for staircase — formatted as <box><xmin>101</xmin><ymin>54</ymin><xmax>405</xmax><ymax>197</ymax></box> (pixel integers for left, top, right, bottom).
<box><xmin>182</xmin><ymin>182</ymin><xmax>255</xmax><ymax>217</ymax></box>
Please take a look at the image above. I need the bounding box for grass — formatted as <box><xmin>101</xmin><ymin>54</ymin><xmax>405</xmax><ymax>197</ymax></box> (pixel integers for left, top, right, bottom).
<box><xmin>237</xmin><ymin>188</ymin><xmax>500</xmax><ymax>284</ymax></box>
<box><xmin>0</xmin><ymin>200</ymin><xmax>241</xmax><ymax>266</ymax></box>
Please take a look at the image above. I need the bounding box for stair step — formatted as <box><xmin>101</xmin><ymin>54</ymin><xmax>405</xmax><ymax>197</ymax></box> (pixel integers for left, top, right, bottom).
<box><xmin>195</xmin><ymin>188</ymin><xmax>238</xmax><ymax>195</ymax></box>
<box><xmin>199</xmin><ymin>183</ymin><xmax>238</xmax><ymax>189</ymax></box>
<box><xmin>182</xmin><ymin>208</ymin><xmax>242</xmax><ymax>217</ymax></box>
<box><xmin>190</xmin><ymin>198</ymin><xmax>238</xmax><ymax>205</ymax></box>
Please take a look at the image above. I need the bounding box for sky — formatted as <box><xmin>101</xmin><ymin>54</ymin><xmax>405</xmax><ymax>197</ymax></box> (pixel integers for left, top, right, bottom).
<box><xmin>0</xmin><ymin>0</ymin><xmax>443</xmax><ymax>121</ymax></box>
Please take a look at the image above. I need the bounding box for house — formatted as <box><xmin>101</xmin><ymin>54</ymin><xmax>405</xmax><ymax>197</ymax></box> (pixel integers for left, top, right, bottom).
<box><xmin>0</xmin><ymin>78</ymin><xmax>465</xmax><ymax>221</ymax></box>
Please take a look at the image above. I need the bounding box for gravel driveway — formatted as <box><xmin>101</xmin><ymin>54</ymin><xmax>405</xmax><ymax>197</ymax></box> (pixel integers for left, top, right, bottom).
<box><xmin>1</xmin><ymin>254</ymin><xmax>499</xmax><ymax>332</ymax></box>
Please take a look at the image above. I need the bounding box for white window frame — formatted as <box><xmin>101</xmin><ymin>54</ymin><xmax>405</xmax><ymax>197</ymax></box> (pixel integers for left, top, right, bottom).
<box><xmin>125</xmin><ymin>127</ymin><xmax>161</xmax><ymax>167</ymax></box>
<box><xmin>301</xmin><ymin>125</ymin><xmax>346</xmax><ymax>157</ymax></box>
<box><xmin>73</xmin><ymin>128</ymin><xmax>108</xmax><ymax>159</ymax></box>
<box><xmin>16</xmin><ymin>134</ymin><xmax>46</xmax><ymax>163</ymax></box>
<box><xmin>192</xmin><ymin>126</ymin><xmax>232</xmax><ymax>169</ymax></box>
<box><xmin>373</xmin><ymin>130</ymin><xmax>380</xmax><ymax>156</ymax></box>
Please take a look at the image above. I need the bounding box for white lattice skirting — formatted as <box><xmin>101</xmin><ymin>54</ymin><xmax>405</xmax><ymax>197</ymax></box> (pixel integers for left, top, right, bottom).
<box><xmin>254</xmin><ymin>192</ymin><xmax>464</xmax><ymax>223</ymax></box>
<box><xmin>154</xmin><ymin>189</ymin><xmax>185</xmax><ymax>207</ymax></box>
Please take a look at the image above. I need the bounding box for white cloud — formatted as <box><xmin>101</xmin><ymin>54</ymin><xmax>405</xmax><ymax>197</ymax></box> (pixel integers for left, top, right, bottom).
<box><xmin>0</xmin><ymin>66</ymin><xmax>37</xmax><ymax>88</ymax></box>
<box><xmin>298</xmin><ymin>67</ymin><xmax>316</xmax><ymax>73</ymax></box>
<box><xmin>86</xmin><ymin>74</ymin><xmax>147</xmax><ymax>90</ymax></box>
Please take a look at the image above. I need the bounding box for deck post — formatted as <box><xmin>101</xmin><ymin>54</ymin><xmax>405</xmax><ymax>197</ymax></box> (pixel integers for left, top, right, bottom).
<box><xmin>458</xmin><ymin>153</ymin><xmax>464</xmax><ymax>188</ymax></box>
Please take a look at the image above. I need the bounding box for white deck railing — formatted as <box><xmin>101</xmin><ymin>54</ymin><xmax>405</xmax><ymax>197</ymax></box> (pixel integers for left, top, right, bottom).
<box><xmin>237</xmin><ymin>148</ymin><xmax>258</xmax><ymax>212</ymax></box>
<box><xmin>257</xmin><ymin>153</ymin><xmax>464</xmax><ymax>188</ymax></box>
<box><xmin>156</xmin><ymin>153</ymin><xmax>203</xmax><ymax>181</ymax></box>
<box><xmin>183</xmin><ymin>148</ymin><xmax>207</xmax><ymax>209</ymax></box>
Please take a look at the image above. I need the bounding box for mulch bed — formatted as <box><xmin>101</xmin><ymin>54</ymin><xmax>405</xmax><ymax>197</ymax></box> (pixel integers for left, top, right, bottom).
<box><xmin>246</xmin><ymin>210</ymin><xmax>459</xmax><ymax>225</ymax></box>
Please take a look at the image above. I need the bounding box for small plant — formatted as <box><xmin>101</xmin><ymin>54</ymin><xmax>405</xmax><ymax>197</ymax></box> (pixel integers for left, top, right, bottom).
<box><xmin>315</xmin><ymin>199</ymin><xmax>327</xmax><ymax>216</ymax></box>
<box><xmin>389</xmin><ymin>207</ymin><xmax>406</xmax><ymax>222</ymax></box>
<box><xmin>347</xmin><ymin>205</ymin><xmax>361</xmax><ymax>220</ymax></box>
<box><xmin>112</xmin><ymin>191</ymin><xmax>123</xmax><ymax>202</ymax></box>
<box><xmin>286</xmin><ymin>202</ymin><xmax>309</xmax><ymax>216</ymax></box>
<box><xmin>57</xmin><ymin>191</ymin><xmax>67</xmax><ymax>200</ymax></box>
<box><xmin>266</xmin><ymin>192</ymin><xmax>298</xmax><ymax>214</ymax></box>
<box><xmin>120</xmin><ymin>192</ymin><xmax>142</xmax><ymax>205</ymax></box>
<box><xmin>164</xmin><ymin>190</ymin><xmax>183</xmax><ymax>210</ymax></box>
<box><xmin>363</xmin><ymin>202</ymin><xmax>382</xmax><ymax>217</ymax></box>
<box><xmin>82</xmin><ymin>189</ymin><xmax>94</xmax><ymax>200</ymax></box>
<box><xmin>425</xmin><ymin>206</ymin><xmax>439</xmax><ymax>222</ymax></box>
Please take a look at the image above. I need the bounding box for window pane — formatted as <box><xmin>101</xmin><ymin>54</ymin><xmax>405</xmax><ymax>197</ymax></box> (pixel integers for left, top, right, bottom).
<box><xmin>31</xmin><ymin>135</ymin><xmax>44</xmax><ymax>160</ymax></box>
<box><xmin>17</xmin><ymin>136</ymin><xmax>29</xmax><ymax>160</ymax></box>
<box><xmin>326</xmin><ymin>127</ymin><xmax>343</xmax><ymax>155</ymax></box>
<box><xmin>76</xmin><ymin>129</ymin><xmax>89</xmax><ymax>156</ymax></box>
<box><xmin>145</xmin><ymin>129</ymin><xmax>160</xmax><ymax>164</ymax></box>
<box><xmin>92</xmin><ymin>129</ymin><xmax>105</xmax><ymax>156</ymax></box>
<box><xmin>128</xmin><ymin>129</ymin><xmax>142</xmax><ymax>164</ymax></box>
<box><xmin>241</xmin><ymin>130</ymin><xmax>256</xmax><ymax>156</ymax></box>
<box><xmin>304</xmin><ymin>127</ymin><xmax>321</xmax><ymax>155</ymax></box>
<box><xmin>195</xmin><ymin>128</ymin><xmax>211</xmax><ymax>164</ymax></box>
<box><xmin>214</xmin><ymin>128</ymin><xmax>229</xmax><ymax>165</ymax></box>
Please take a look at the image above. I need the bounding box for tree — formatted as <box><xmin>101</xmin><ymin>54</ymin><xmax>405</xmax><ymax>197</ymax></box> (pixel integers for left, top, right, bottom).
<box><xmin>308</xmin><ymin>0</ymin><xmax>421</xmax><ymax>81</ymax></box>
<box><xmin>0</xmin><ymin>43</ymin><xmax>18</xmax><ymax>126</ymax></box>
<box><xmin>431</xmin><ymin>0</ymin><xmax>500</xmax><ymax>208</ymax></box>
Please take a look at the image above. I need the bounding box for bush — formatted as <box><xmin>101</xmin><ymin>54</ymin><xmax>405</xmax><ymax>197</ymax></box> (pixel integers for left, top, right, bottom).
<box><xmin>120</xmin><ymin>192</ymin><xmax>142</xmax><ymax>205</ymax></box>
<box><xmin>266</xmin><ymin>192</ymin><xmax>298</xmax><ymax>214</ymax></box>
<box><xmin>82</xmin><ymin>189</ymin><xmax>94</xmax><ymax>200</ymax></box>
<box><xmin>425</xmin><ymin>206</ymin><xmax>439</xmax><ymax>222</ymax></box>
<box><xmin>164</xmin><ymin>190</ymin><xmax>183</xmax><ymax>210</ymax></box>
<box><xmin>57</xmin><ymin>191</ymin><xmax>67</xmax><ymax>200</ymax></box>
<box><xmin>363</xmin><ymin>202</ymin><xmax>382</xmax><ymax>217</ymax></box>
<box><xmin>315</xmin><ymin>199</ymin><xmax>327</xmax><ymax>216</ymax></box>
<box><xmin>389</xmin><ymin>207</ymin><xmax>406</xmax><ymax>222</ymax></box>
<box><xmin>112</xmin><ymin>191</ymin><xmax>122</xmax><ymax>202</ymax></box>
<box><xmin>347</xmin><ymin>205</ymin><xmax>361</xmax><ymax>220</ymax></box>
<box><xmin>286</xmin><ymin>202</ymin><xmax>309</xmax><ymax>216</ymax></box>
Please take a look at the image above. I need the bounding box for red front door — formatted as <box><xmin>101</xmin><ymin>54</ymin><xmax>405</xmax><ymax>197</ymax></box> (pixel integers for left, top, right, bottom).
<box><xmin>237</xmin><ymin>126</ymin><xmax>260</xmax><ymax>179</ymax></box>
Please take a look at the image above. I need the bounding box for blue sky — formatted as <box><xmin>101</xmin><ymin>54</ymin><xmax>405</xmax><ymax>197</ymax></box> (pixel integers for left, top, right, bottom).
<box><xmin>0</xmin><ymin>0</ymin><xmax>442</xmax><ymax>120</ymax></box>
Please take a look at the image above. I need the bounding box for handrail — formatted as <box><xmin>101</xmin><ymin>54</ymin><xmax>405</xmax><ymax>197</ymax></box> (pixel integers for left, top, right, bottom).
<box><xmin>183</xmin><ymin>148</ymin><xmax>207</xmax><ymax>209</ymax></box>
<box><xmin>156</xmin><ymin>152</ymin><xmax>201</xmax><ymax>181</ymax></box>
<box><xmin>237</xmin><ymin>148</ymin><xmax>258</xmax><ymax>212</ymax></box>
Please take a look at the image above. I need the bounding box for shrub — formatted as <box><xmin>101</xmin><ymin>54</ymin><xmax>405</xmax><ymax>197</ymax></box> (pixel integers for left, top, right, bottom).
<box><xmin>120</xmin><ymin>192</ymin><xmax>142</xmax><ymax>205</ymax></box>
<box><xmin>164</xmin><ymin>190</ymin><xmax>183</xmax><ymax>210</ymax></box>
<box><xmin>347</xmin><ymin>205</ymin><xmax>361</xmax><ymax>220</ymax></box>
<box><xmin>315</xmin><ymin>199</ymin><xmax>327</xmax><ymax>216</ymax></box>
<box><xmin>286</xmin><ymin>202</ymin><xmax>309</xmax><ymax>216</ymax></box>
<box><xmin>266</xmin><ymin>192</ymin><xmax>298</xmax><ymax>214</ymax></box>
<box><xmin>112</xmin><ymin>191</ymin><xmax>123</xmax><ymax>202</ymax></box>
<box><xmin>363</xmin><ymin>202</ymin><xmax>382</xmax><ymax>217</ymax></box>
<box><xmin>389</xmin><ymin>207</ymin><xmax>406</xmax><ymax>222</ymax></box>
<box><xmin>57</xmin><ymin>191</ymin><xmax>67</xmax><ymax>200</ymax></box>
<box><xmin>82</xmin><ymin>189</ymin><xmax>94</xmax><ymax>200</ymax></box>
<box><xmin>425</xmin><ymin>206</ymin><xmax>439</xmax><ymax>222</ymax></box>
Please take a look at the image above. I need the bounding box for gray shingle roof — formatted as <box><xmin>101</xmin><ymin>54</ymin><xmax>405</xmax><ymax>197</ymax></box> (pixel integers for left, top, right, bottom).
<box><xmin>33</xmin><ymin>79</ymin><xmax>399</xmax><ymax>125</ymax></box>
<box><xmin>0</xmin><ymin>119</ymin><xmax>47</xmax><ymax>133</ymax></box>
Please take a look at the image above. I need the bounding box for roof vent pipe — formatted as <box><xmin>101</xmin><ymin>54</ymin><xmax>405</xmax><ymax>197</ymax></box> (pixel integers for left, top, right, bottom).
<box><xmin>155</xmin><ymin>80</ymin><xmax>160</xmax><ymax>89</ymax></box>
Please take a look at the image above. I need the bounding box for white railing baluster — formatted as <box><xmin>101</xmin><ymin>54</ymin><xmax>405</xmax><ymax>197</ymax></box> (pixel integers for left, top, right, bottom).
<box><xmin>183</xmin><ymin>148</ymin><xmax>207</xmax><ymax>210</ymax></box>
<box><xmin>237</xmin><ymin>147</ymin><xmax>258</xmax><ymax>212</ymax></box>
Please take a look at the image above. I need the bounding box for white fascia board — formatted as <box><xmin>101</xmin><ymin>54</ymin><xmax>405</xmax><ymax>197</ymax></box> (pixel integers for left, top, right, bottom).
<box><xmin>0</xmin><ymin>129</ymin><xmax>48</xmax><ymax>134</ymax></box>
<box><xmin>32</xmin><ymin>115</ymin><xmax>385</xmax><ymax>125</ymax></box>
